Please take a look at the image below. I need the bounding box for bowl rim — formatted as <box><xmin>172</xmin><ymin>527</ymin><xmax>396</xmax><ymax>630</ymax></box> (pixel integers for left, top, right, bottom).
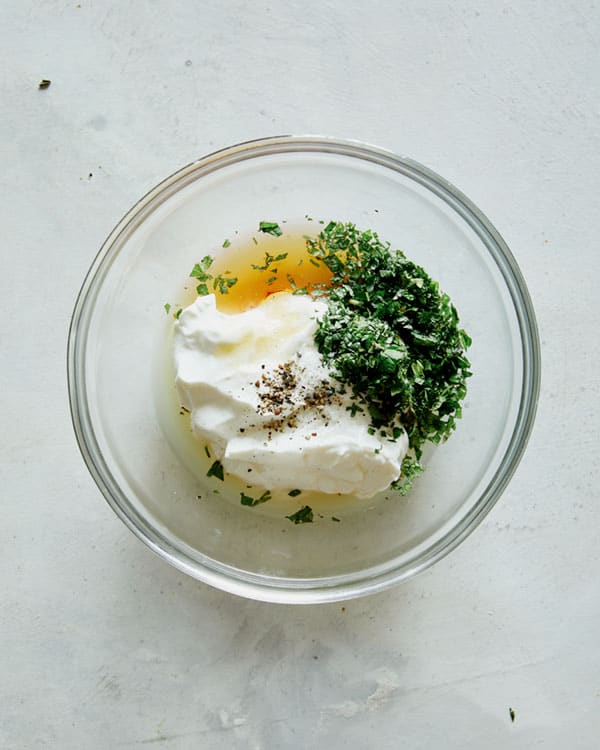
<box><xmin>67</xmin><ymin>135</ymin><xmax>541</xmax><ymax>604</ymax></box>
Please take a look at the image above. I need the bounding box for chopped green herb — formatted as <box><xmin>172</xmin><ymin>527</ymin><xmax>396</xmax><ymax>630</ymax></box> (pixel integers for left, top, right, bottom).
<box><xmin>213</xmin><ymin>274</ymin><xmax>238</xmax><ymax>295</ymax></box>
<box><xmin>258</xmin><ymin>221</ymin><xmax>283</xmax><ymax>237</ymax></box>
<box><xmin>346</xmin><ymin>403</ymin><xmax>364</xmax><ymax>417</ymax></box>
<box><xmin>190</xmin><ymin>256</ymin><xmax>213</xmax><ymax>279</ymax></box>
<box><xmin>240</xmin><ymin>490</ymin><xmax>272</xmax><ymax>507</ymax></box>
<box><xmin>251</xmin><ymin>253</ymin><xmax>274</xmax><ymax>271</ymax></box>
<box><xmin>251</xmin><ymin>251</ymin><xmax>287</xmax><ymax>272</ymax></box>
<box><xmin>164</xmin><ymin>303</ymin><xmax>171</xmax><ymax>314</ymax></box>
<box><xmin>206</xmin><ymin>460</ymin><xmax>224</xmax><ymax>481</ymax></box>
<box><xmin>288</xmin><ymin>489</ymin><xmax>302</xmax><ymax>497</ymax></box>
<box><xmin>175</xmin><ymin>308</ymin><xmax>183</xmax><ymax>319</ymax></box>
<box><xmin>391</xmin><ymin>455</ymin><xmax>423</xmax><ymax>495</ymax></box>
<box><xmin>191</xmin><ymin>257</ymin><xmax>213</xmax><ymax>295</ymax></box>
<box><xmin>509</xmin><ymin>708</ymin><xmax>515</xmax><ymax>723</ymax></box>
<box><xmin>266</xmin><ymin>276</ymin><xmax>277</xmax><ymax>285</ymax></box>
<box><xmin>38</xmin><ymin>79</ymin><xmax>51</xmax><ymax>90</ymax></box>
<box><xmin>286</xmin><ymin>505</ymin><xmax>314</xmax><ymax>524</ymax></box>
<box><xmin>331</xmin><ymin>516</ymin><xmax>341</xmax><ymax>522</ymax></box>
<box><xmin>308</xmin><ymin>221</ymin><xmax>471</xmax><ymax>479</ymax></box>
<box><xmin>286</xmin><ymin>274</ymin><xmax>308</xmax><ymax>295</ymax></box>
<box><xmin>222</xmin><ymin>239</ymin><xmax>231</xmax><ymax>248</ymax></box>
<box><xmin>204</xmin><ymin>445</ymin><xmax>211</xmax><ymax>458</ymax></box>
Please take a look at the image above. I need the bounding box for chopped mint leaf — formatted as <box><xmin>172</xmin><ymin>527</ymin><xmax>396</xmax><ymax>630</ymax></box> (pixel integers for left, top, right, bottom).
<box><xmin>191</xmin><ymin>258</ymin><xmax>213</xmax><ymax>295</ymax></box>
<box><xmin>222</xmin><ymin>239</ymin><xmax>231</xmax><ymax>248</ymax></box>
<box><xmin>346</xmin><ymin>403</ymin><xmax>363</xmax><ymax>417</ymax></box>
<box><xmin>164</xmin><ymin>303</ymin><xmax>171</xmax><ymax>314</ymax></box>
<box><xmin>240</xmin><ymin>490</ymin><xmax>272</xmax><ymax>507</ymax></box>
<box><xmin>258</xmin><ymin>221</ymin><xmax>283</xmax><ymax>237</ymax></box>
<box><xmin>190</xmin><ymin>256</ymin><xmax>213</xmax><ymax>278</ymax></box>
<box><xmin>286</xmin><ymin>505</ymin><xmax>313</xmax><ymax>524</ymax></box>
<box><xmin>175</xmin><ymin>308</ymin><xmax>182</xmax><ymax>319</ymax></box>
<box><xmin>308</xmin><ymin>221</ymin><xmax>471</xmax><ymax>472</ymax></box>
<box><xmin>288</xmin><ymin>489</ymin><xmax>302</xmax><ymax>497</ymax></box>
<box><xmin>286</xmin><ymin>273</ymin><xmax>307</xmax><ymax>295</ymax></box>
<box><xmin>206</xmin><ymin>460</ymin><xmax>224</xmax><ymax>481</ymax></box>
<box><xmin>391</xmin><ymin>455</ymin><xmax>423</xmax><ymax>495</ymax></box>
<box><xmin>213</xmin><ymin>274</ymin><xmax>238</xmax><ymax>295</ymax></box>
<box><xmin>251</xmin><ymin>252</ymin><xmax>283</xmax><ymax>272</ymax></box>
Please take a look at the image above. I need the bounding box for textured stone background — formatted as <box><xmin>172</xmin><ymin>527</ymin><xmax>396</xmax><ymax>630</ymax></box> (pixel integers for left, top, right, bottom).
<box><xmin>2</xmin><ymin>1</ymin><xmax>599</xmax><ymax>747</ymax></box>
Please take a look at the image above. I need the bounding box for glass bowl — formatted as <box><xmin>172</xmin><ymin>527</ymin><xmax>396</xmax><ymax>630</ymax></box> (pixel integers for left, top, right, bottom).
<box><xmin>68</xmin><ymin>136</ymin><xmax>540</xmax><ymax>603</ymax></box>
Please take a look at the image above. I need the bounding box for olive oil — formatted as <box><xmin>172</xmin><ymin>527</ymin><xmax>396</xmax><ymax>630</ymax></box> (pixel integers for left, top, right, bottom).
<box><xmin>209</xmin><ymin>229</ymin><xmax>331</xmax><ymax>313</ymax></box>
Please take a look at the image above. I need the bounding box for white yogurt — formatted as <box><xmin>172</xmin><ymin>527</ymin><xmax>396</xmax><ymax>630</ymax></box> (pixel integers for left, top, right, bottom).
<box><xmin>173</xmin><ymin>292</ymin><xmax>408</xmax><ymax>499</ymax></box>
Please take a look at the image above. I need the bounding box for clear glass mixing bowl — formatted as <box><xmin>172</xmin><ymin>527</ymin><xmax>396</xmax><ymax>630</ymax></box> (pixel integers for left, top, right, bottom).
<box><xmin>68</xmin><ymin>136</ymin><xmax>540</xmax><ymax>603</ymax></box>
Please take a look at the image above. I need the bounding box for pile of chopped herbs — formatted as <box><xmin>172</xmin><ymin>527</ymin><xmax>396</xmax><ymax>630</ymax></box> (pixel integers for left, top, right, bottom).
<box><xmin>307</xmin><ymin>221</ymin><xmax>472</xmax><ymax>480</ymax></box>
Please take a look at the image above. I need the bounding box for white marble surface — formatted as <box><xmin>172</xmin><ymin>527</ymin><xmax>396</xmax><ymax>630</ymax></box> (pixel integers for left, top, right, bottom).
<box><xmin>2</xmin><ymin>1</ymin><xmax>600</xmax><ymax>747</ymax></box>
